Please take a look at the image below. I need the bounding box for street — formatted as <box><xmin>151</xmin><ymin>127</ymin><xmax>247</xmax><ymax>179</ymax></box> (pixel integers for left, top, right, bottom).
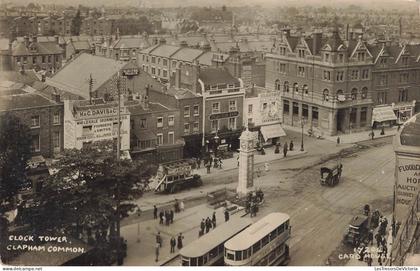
<box><xmin>121</xmin><ymin>131</ymin><xmax>395</xmax><ymax>266</ymax></box>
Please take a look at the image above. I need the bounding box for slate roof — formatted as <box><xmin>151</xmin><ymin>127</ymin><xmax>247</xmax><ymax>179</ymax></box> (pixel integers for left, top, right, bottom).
<box><xmin>0</xmin><ymin>70</ymin><xmax>40</xmax><ymax>86</ymax></box>
<box><xmin>149</xmin><ymin>44</ymin><xmax>180</xmax><ymax>58</ymax></box>
<box><xmin>69</xmin><ymin>40</ymin><xmax>91</xmax><ymax>51</ymax></box>
<box><xmin>198</xmin><ymin>68</ymin><xmax>239</xmax><ymax>86</ymax></box>
<box><xmin>171</xmin><ymin>47</ymin><xmax>203</xmax><ymax>62</ymax></box>
<box><xmin>0</xmin><ymin>82</ymin><xmax>59</xmax><ymax>111</ymax></box>
<box><xmin>111</xmin><ymin>37</ymin><xmax>150</xmax><ymax>49</ymax></box>
<box><xmin>46</xmin><ymin>53</ymin><xmax>127</xmax><ymax>100</ymax></box>
<box><xmin>12</xmin><ymin>41</ymin><xmax>63</xmax><ymax>56</ymax></box>
<box><xmin>325</xmin><ymin>31</ymin><xmax>344</xmax><ymax>51</ymax></box>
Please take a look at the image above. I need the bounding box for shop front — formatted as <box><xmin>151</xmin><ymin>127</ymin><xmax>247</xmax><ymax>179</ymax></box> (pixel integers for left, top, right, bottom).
<box><xmin>372</xmin><ymin>105</ymin><xmax>397</xmax><ymax>128</ymax></box>
<box><xmin>392</xmin><ymin>101</ymin><xmax>417</xmax><ymax>124</ymax></box>
<box><xmin>259</xmin><ymin>123</ymin><xmax>287</xmax><ymax>146</ymax></box>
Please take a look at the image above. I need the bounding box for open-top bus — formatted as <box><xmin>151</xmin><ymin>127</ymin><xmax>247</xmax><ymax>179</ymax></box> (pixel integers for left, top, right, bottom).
<box><xmin>179</xmin><ymin>216</ymin><xmax>252</xmax><ymax>266</ymax></box>
<box><xmin>224</xmin><ymin>212</ymin><xmax>291</xmax><ymax>266</ymax></box>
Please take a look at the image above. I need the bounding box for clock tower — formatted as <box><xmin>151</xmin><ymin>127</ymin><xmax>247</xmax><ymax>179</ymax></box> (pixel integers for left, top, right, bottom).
<box><xmin>237</xmin><ymin>128</ymin><xmax>255</xmax><ymax>196</ymax></box>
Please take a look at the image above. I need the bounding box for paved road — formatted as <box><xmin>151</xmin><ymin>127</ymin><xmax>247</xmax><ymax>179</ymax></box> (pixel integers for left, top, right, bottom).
<box><xmin>122</xmin><ymin>134</ymin><xmax>395</xmax><ymax>266</ymax></box>
<box><xmin>256</xmin><ymin>137</ymin><xmax>394</xmax><ymax>266</ymax></box>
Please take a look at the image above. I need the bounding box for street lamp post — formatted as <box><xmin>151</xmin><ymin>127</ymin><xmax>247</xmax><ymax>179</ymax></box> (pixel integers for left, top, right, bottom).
<box><xmin>214</xmin><ymin>131</ymin><xmax>220</xmax><ymax>156</ymax></box>
<box><xmin>300</xmin><ymin>118</ymin><xmax>304</xmax><ymax>152</ymax></box>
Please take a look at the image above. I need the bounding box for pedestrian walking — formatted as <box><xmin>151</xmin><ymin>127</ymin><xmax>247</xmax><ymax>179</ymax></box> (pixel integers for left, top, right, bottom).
<box><xmin>264</xmin><ymin>162</ymin><xmax>269</xmax><ymax>172</ymax></box>
<box><xmin>153</xmin><ymin>205</ymin><xmax>158</xmax><ymax>219</ymax></box>
<box><xmin>159</xmin><ymin>211</ymin><xmax>164</xmax><ymax>224</ymax></box>
<box><xmin>370</xmin><ymin>130</ymin><xmax>375</xmax><ymax>140</ymax></box>
<box><xmin>174</xmin><ymin>199</ymin><xmax>180</xmax><ymax>212</ymax></box>
<box><xmin>289</xmin><ymin>140</ymin><xmax>294</xmax><ymax>151</ymax></box>
<box><xmin>219</xmin><ymin>158</ymin><xmax>223</xmax><ymax>169</ymax></box>
<box><xmin>155</xmin><ymin>242</ymin><xmax>160</xmax><ymax>262</ymax></box>
<box><xmin>200</xmin><ymin>219</ymin><xmax>205</xmax><ymax>234</ymax></box>
<box><xmin>170</xmin><ymin>236</ymin><xmax>176</xmax><ymax>253</ymax></box>
<box><xmin>170</xmin><ymin>209</ymin><xmax>174</xmax><ymax>224</ymax></box>
<box><xmin>212</xmin><ymin>212</ymin><xmax>217</xmax><ymax>228</ymax></box>
<box><xmin>197</xmin><ymin>157</ymin><xmax>201</xmax><ymax>169</ymax></box>
<box><xmin>156</xmin><ymin>232</ymin><xmax>162</xmax><ymax>248</ymax></box>
<box><xmin>205</xmin><ymin>217</ymin><xmax>211</xmax><ymax>233</ymax></box>
<box><xmin>336</xmin><ymin>136</ymin><xmax>340</xmax><ymax>145</ymax></box>
<box><xmin>177</xmin><ymin>233</ymin><xmax>184</xmax><ymax>249</ymax></box>
<box><xmin>383</xmin><ymin>242</ymin><xmax>388</xmax><ymax>257</ymax></box>
<box><xmin>283</xmin><ymin>142</ymin><xmax>288</xmax><ymax>158</ymax></box>
<box><xmin>180</xmin><ymin>200</ymin><xmax>185</xmax><ymax>212</ymax></box>
<box><xmin>224</xmin><ymin>209</ymin><xmax>230</xmax><ymax>222</ymax></box>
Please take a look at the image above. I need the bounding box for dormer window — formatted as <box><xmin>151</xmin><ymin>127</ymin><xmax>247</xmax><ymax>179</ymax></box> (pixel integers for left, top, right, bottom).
<box><xmin>324</xmin><ymin>53</ymin><xmax>330</xmax><ymax>62</ymax></box>
<box><xmin>357</xmin><ymin>52</ymin><xmax>366</xmax><ymax>61</ymax></box>
<box><xmin>279</xmin><ymin>47</ymin><xmax>286</xmax><ymax>55</ymax></box>
<box><xmin>298</xmin><ymin>49</ymin><xmax>305</xmax><ymax>58</ymax></box>
<box><xmin>338</xmin><ymin>53</ymin><xmax>344</xmax><ymax>63</ymax></box>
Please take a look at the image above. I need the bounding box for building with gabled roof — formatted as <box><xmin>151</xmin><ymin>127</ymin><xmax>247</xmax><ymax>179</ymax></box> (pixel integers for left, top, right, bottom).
<box><xmin>46</xmin><ymin>53</ymin><xmax>165</xmax><ymax>103</ymax></box>
<box><xmin>5</xmin><ymin>36</ymin><xmax>63</xmax><ymax>75</ymax></box>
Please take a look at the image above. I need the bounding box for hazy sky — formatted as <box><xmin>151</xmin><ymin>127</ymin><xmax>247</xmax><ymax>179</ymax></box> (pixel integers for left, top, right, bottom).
<box><xmin>2</xmin><ymin>0</ymin><xmax>416</xmax><ymax>8</ymax></box>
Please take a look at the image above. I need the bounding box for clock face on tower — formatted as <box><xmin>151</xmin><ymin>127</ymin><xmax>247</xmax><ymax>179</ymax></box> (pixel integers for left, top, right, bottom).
<box><xmin>247</xmin><ymin>141</ymin><xmax>253</xmax><ymax>149</ymax></box>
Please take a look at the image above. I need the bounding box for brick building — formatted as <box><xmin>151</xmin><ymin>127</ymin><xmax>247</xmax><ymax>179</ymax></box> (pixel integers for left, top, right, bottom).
<box><xmin>198</xmin><ymin>67</ymin><xmax>245</xmax><ymax>152</ymax></box>
<box><xmin>6</xmin><ymin>36</ymin><xmax>63</xmax><ymax>75</ymax></box>
<box><xmin>80</xmin><ymin>16</ymin><xmax>114</xmax><ymax>36</ymax></box>
<box><xmin>266</xmin><ymin>29</ymin><xmax>375</xmax><ymax>136</ymax></box>
<box><xmin>126</xmin><ymin>95</ymin><xmax>184</xmax><ymax>163</ymax></box>
<box><xmin>369</xmin><ymin>42</ymin><xmax>420</xmax><ymax>125</ymax></box>
<box><xmin>95</xmin><ymin>32</ymin><xmax>151</xmax><ymax>62</ymax></box>
<box><xmin>0</xmin><ymin>80</ymin><xmax>64</xmax><ymax>159</ymax></box>
<box><xmin>148</xmin><ymin>87</ymin><xmax>203</xmax><ymax>158</ymax></box>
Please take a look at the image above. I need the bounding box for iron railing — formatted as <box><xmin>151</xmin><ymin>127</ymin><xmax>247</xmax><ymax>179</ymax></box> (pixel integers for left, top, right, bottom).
<box><xmin>388</xmin><ymin>191</ymin><xmax>420</xmax><ymax>266</ymax></box>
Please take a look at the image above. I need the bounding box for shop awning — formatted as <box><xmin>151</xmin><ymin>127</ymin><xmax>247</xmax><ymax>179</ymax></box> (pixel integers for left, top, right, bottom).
<box><xmin>260</xmin><ymin>124</ymin><xmax>286</xmax><ymax>141</ymax></box>
<box><xmin>372</xmin><ymin>106</ymin><xmax>397</xmax><ymax>125</ymax></box>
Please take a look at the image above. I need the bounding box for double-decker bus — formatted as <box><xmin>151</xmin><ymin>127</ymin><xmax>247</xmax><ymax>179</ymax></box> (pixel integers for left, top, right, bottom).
<box><xmin>179</xmin><ymin>216</ymin><xmax>252</xmax><ymax>266</ymax></box>
<box><xmin>224</xmin><ymin>212</ymin><xmax>291</xmax><ymax>266</ymax></box>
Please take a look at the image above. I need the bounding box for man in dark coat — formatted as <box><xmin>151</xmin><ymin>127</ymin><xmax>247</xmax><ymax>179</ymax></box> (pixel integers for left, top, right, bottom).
<box><xmin>289</xmin><ymin>140</ymin><xmax>294</xmax><ymax>151</ymax></box>
<box><xmin>212</xmin><ymin>212</ymin><xmax>217</xmax><ymax>228</ymax></box>
<box><xmin>170</xmin><ymin>236</ymin><xmax>176</xmax><ymax>253</ymax></box>
<box><xmin>224</xmin><ymin>209</ymin><xmax>230</xmax><ymax>222</ymax></box>
<box><xmin>153</xmin><ymin>205</ymin><xmax>158</xmax><ymax>219</ymax></box>
<box><xmin>156</xmin><ymin>232</ymin><xmax>162</xmax><ymax>248</ymax></box>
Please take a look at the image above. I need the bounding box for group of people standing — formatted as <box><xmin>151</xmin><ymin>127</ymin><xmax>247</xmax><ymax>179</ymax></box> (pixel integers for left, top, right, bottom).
<box><xmin>199</xmin><ymin>212</ymin><xmax>217</xmax><ymax>237</ymax></box>
<box><xmin>357</xmin><ymin>206</ymin><xmax>391</xmax><ymax>266</ymax></box>
<box><xmin>155</xmin><ymin>232</ymin><xmax>184</xmax><ymax>262</ymax></box>
<box><xmin>203</xmin><ymin>156</ymin><xmax>223</xmax><ymax>174</ymax></box>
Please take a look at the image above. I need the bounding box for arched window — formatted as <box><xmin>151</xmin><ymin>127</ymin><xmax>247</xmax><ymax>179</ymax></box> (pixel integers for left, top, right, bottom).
<box><xmin>303</xmin><ymin>85</ymin><xmax>309</xmax><ymax>96</ymax></box>
<box><xmin>323</xmin><ymin>89</ymin><xmax>329</xmax><ymax>101</ymax></box>
<box><xmin>283</xmin><ymin>81</ymin><xmax>289</xmax><ymax>93</ymax></box>
<box><xmin>361</xmin><ymin>87</ymin><xmax>368</xmax><ymax>99</ymax></box>
<box><xmin>294</xmin><ymin>83</ymin><xmax>299</xmax><ymax>93</ymax></box>
<box><xmin>351</xmin><ymin>88</ymin><xmax>358</xmax><ymax>100</ymax></box>
<box><xmin>275</xmin><ymin>79</ymin><xmax>281</xmax><ymax>91</ymax></box>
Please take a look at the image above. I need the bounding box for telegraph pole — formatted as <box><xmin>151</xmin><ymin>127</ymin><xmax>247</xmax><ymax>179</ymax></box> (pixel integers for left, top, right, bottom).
<box><xmin>116</xmin><ymin>72</ymin><xmax>122</xmax><ymax>265</ymax></box>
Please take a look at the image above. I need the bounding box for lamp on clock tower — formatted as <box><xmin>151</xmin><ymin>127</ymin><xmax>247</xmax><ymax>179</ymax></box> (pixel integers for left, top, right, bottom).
<box><xmin>237</xmin><ymin>128</ymin><xmax>255</xmax><ymax>196</ymax></box>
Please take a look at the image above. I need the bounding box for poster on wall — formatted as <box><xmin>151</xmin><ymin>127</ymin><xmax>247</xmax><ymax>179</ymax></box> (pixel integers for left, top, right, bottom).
<box><xmin>394</xmin><ymin>155</ymin><xmax>420</xmax><ymax>224</ymax></box>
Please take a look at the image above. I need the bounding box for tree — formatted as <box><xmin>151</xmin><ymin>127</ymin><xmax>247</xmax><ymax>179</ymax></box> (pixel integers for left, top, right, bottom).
<box><xmin>0</xmin><ymin>113</ymin><xmax>32</xmax><ymax>206</ymax></box>
<box><xmin>31</xmin><ymin>141</ymin><xmax>152</xmax><ymax>264</ymax></box>
<box><xmin>71</xmin><ymin>10</ymin><xmax>82</xmax><ymax>36</ymax></box>
<box><xmin>0</xmin><ymin>113</ymin><xmax>31</xmax><ymax>262</ymax></box>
